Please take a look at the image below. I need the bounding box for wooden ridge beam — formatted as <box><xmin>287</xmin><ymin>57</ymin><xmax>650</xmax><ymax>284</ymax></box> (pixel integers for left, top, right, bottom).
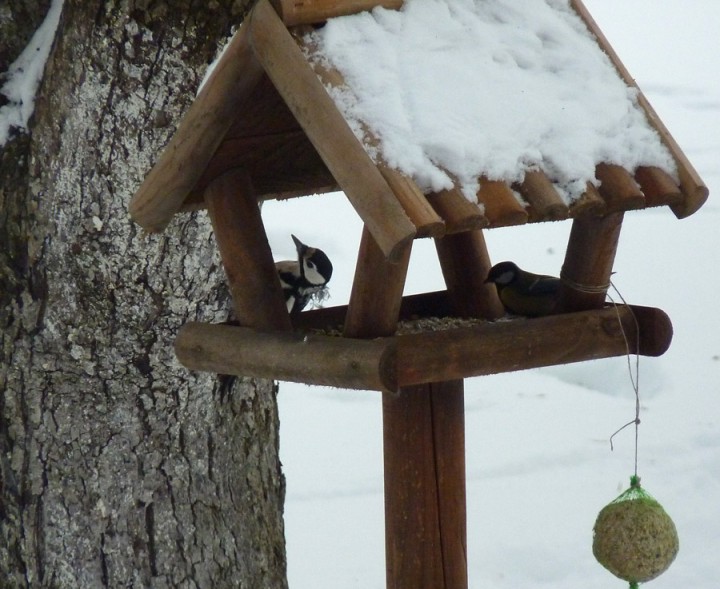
<box><xmin>249</xmin><ymin>0</ymin><xmax>415</xmax><ymax>261</ymax></box>
<box><xmin>175</xmin><ymin>304</ymin><xmax>673</xmax><ymax>391</ymax></box>
<box><xmin>571</xmin><ymin>0</ymin><xmax>708</xmax><ymax>218</ymax></box>
<box><xmin>271</xmin><ymin>0</ymin><xmax>403</xmax><ymax>26</ymax></box>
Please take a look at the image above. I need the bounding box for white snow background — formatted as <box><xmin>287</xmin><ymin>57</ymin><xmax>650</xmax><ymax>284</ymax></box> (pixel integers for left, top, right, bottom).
<box><xmin>1</xmin><ymin>0</ymin><xmax>717</xmax><ymax>587</ymax></box>
<box><xmin>262</xmin><ymin>1</ymin><xmax>720</xmax><ymax>588</ymax></box>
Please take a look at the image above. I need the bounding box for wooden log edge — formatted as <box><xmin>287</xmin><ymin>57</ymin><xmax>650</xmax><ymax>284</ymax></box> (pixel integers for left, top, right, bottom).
<box><xmin>271</xmin><ymin>0</ymin><xmax>403</xmax><ymax>26</ymax></box>
<box><xmin>176</xmin><ymin>322</ymin><xmax>398</xmax><ymax>391</ymax></box>
<box><xmin>570</xmin><ymin>0</ymin><xmax>708</xmax><ymax>218</ymax></box>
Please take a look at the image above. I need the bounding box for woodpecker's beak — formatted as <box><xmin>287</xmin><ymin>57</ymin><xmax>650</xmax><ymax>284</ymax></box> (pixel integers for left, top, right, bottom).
<box><xmin>291</xmin><ymin>234</ymin><xmax>307</xmax><ymax>255</ymax></box>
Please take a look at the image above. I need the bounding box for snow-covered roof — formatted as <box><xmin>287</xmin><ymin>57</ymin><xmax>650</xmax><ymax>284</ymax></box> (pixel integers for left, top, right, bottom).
<box><xmin>130</xmin><ymin>0</ymin><xmax>707</xmax><ymax>262</ymax></box>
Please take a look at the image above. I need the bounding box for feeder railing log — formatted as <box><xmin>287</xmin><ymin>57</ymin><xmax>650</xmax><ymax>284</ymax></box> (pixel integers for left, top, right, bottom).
<box><xmin>394</xmin><ymin>304</ymin><xmax>671</xmax><ymax>387</ymax></box>
<box><xmin>249</xmin><ymin>0</ymin><xmax>415</xmax><ymax>262</ymax></box>
<box><xmin>176</xmin><ymin>323</ymin><xmax>396</xmax><ymax>391</ymax></box>
<box><xmin>271</xmin><ymin>0</ymin><xmax>403</xmax><ymax>26</ymax></box>
<box><xmin>176</xmin><ymin>305</ymin><xmax>672</xmax><ymax>392</ymax></box>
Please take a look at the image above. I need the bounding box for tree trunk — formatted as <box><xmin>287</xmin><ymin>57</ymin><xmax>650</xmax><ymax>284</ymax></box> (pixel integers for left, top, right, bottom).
<box><xmin>1</xmin><ymin>2</ymin><xmax>287</xmax><ymax>588</ymax></box>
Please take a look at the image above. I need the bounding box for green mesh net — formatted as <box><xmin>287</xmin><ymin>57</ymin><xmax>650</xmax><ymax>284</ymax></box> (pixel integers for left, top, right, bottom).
<box><xmin>593</xmin><ymin>476</ymin><xmax>679</xmax><ymax>587</ymax></box>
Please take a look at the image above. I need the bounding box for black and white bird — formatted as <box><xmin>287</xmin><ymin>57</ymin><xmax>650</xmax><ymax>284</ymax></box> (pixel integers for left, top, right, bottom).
<box><xmin>276</xmin><ymin>234</ymin><xmax>333</xmax><ymax>314</ymax></box>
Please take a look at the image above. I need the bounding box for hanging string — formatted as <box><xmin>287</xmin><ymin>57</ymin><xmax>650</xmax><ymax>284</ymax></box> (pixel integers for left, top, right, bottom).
<box><xmin>606</xmin><ymin>280</ymin><xmax>641</xmax><ymax>478</ymax></box>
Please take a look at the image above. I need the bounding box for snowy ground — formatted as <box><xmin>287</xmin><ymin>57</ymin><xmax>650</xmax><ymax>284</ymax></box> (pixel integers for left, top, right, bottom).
<box><xmin>263</xmin><ymin>1</ymin><xmax>720</xmax><ymax>587</ymax></box>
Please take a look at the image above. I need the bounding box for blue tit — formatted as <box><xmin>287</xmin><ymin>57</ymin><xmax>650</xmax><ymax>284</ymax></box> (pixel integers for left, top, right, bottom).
<box><xmin>484</xmin><ymin>261</ymin><xmax>560</xmax><ymax>317</ymax></box>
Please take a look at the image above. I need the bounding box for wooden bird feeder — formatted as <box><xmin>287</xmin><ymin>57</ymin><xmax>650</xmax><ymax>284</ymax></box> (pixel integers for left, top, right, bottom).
<box><xmin>129</xmin><ymin>1</ymin><xmax>707</xmax><ymax>587</ymax></box>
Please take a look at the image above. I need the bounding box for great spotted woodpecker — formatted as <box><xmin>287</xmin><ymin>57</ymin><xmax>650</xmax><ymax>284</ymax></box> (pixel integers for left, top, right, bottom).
<box><xmin>217</xmin><ymin>235</ymin><xmax>332</xmax><ymax>396</ymax></box>
<box><xmin>276</xmin><ymin>234</ymin><xmax>333</xmax><ymax>314</ymax></box>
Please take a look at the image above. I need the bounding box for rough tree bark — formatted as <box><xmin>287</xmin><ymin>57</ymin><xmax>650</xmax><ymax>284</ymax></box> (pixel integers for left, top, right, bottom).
<box><xmin>1</xmin><ymin>2</ymin><xmax>288</xmax><ymax>588</ymax></box>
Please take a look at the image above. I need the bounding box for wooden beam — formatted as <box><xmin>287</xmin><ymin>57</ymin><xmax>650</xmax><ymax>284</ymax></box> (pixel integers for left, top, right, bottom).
<box><xmin>427</xmin><ymin>188</ymin><xmax>487</xmax><ymax>234</ymax></box>
<box><xmin>249</xmin><ymin>0</ymin><xmax>416</xmax><ymax>261</ymax></box>
<box><xmin>204</xmin><ymin>169</ymin><xmax>292</xmax><ymax>331</ymax></box>
<box><xmin>342</xmin><ymin>225</ymin><xmax>467</xmax><ymax>589</ymax></box>
<box><xmin>595</xmin><ymin>163</ymin><xmax>645</xmax><ymax>212</ymax></box>
<box><xmin>379</xmin><ymin>167</ymin><xmax>446</xmax><ymax>238</ymax></box>
<box><xmin>175</xmin><ymin>322</ymin><xmax>396</xmax><ymax>391</ymax></box>
<box><xmin>434</xmin><ymin>230</ymin><xmax>504</xmax><ymax>320</ymax></box>
<box><xmin>292</xmin><ymin>289</ymin><xmax>454</xmax><ymax>332</ymax></box>
<box><xmin>558</xmin><ymin>212</ymin><xmax>624</xmax><ymax>312</ymax></box>
<box><xmin>394</xmin><ymin>305</ymin><xmax>672</xmax><ymax>387</ymax></box>
<box><xmin>569</xmin><ymin>182</ymin><xmax>606</xmax><ymax>218</ymax></box>
<box><xmin>476</xmin><ymin>178</ymin><xmax>528</xmax><ymax>227</ymax></box>
<box><xmin>343</xmin><ymin>225</ymin><xmax>412</xmax><ymax>338</ymax></box>
<box><xmin>130</xmin><ymin>24</ymin><xmax>265</xmax><ymax>232</ymax></box>
<box><xmin>634</xmin><ymin>166</ymin><xmax>683</xmax><ymax>208</ymax></box>
<box><xmin>571</xmin><ymin>0</ymin><xmax>708</xmax><ymax>218</ymax></box>
<box><xmin>514</xmin><ymin>170</ymin><xmax>569</xmax><ymax>222</ymax></box>
<box><xmin>383</xmin><ymin>380</ymin><xmax>467</xmax><ymax>589</ymax></box>
<box><xmin>270</xmin><ymin>0</ymin><xmax>403</xmax><ymax>26</ymax></box>
<box><xmin>175</xmin><ymin>304</ymin><xmax>673</xmax><ymax>390</ymax></box>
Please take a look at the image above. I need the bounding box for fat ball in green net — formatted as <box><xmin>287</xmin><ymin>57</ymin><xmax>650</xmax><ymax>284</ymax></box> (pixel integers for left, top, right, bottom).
<box><xmin>593</xmin><ymin>476</ymin><xmax>679</xmax><ymax>585</ymax></box>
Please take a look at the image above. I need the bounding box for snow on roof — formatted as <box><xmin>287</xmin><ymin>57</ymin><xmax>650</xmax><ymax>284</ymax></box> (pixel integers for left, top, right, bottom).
<box><xmin>305</xmin><ymin>0</ymin><xmax>676</xmax><ymax>202</ymax></box>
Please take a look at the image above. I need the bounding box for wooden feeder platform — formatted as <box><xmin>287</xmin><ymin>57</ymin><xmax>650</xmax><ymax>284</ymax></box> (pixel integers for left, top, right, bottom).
<box><xmin>128</xmin><ymin>1</ymin><xmax>707</xmax><ymax>588</ymax></box>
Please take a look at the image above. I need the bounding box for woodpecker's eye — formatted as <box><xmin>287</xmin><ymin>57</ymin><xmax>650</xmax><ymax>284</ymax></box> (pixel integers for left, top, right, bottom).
<box><xmin>307</xmin><ymin>261</ymin><xmax>315</xmax><ymax>269</ymax></box>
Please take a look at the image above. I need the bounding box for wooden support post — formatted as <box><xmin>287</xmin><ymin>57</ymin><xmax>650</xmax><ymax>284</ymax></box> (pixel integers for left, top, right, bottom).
<box><xmin>435</xmin><ymin>230</ymin><xmax>504</xmax><ymax>320</ymax></box>
<box><xmin>383</xmin><ymin>380</ymin><xmax>467</xmax><ymax>589</ymax></box>
<box><xmin>344</xmin><ymin>227</ymin><xmax>468</xmax><ymax>589</ymax></box>
<box><xmin>558</xmin><ymin>212</ymin><xmax>624</xmax><ymax>312</ymax></box>
<box><xmin>204</xmin><ymin>169</ymin><xmax>291</xmax><ymax>331</ymax></box>
<box><xmin>343</xmin><ymin>225</ymin><xmax>412</xmax><ymax>338</ymax></box>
